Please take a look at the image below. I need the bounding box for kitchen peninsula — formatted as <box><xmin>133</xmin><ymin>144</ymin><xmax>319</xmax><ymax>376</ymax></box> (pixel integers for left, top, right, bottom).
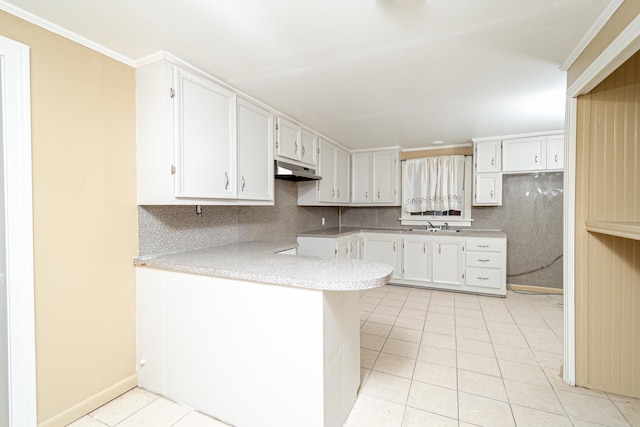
<box><xmin>134</xmin><ymin>241</ymin><xmax>392</xmax><ymax>427</ymax></box>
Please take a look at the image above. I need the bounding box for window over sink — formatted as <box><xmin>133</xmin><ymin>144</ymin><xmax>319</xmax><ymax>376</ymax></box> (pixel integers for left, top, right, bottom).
<box><xmin>400</xmin><ymin>156</ymin><xmax>473</xmax><ymax>227</ymax></box>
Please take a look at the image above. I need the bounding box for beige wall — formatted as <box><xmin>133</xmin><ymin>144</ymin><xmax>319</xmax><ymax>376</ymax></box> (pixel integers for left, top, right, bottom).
<box><xmin>574</xmin><ymin>50</ymin><xmax>640</xmax><ymax>398</ymax></box>
<box><xmin>0</xmin><ymin>10</ymin><xmax>138</xmax><ymax>426</ymax></box>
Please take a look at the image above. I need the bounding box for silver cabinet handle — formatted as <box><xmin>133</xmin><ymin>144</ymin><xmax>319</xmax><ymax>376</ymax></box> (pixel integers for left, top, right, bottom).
<box><xmin>241</xmin><ymin>175</ymin><xmax>245</xmax><ymax>192</ymax></box>
<box><xmin>555</xmin><ymin>154</ymin><xmax>558</xmax><ymax>163</ymax></box>
<box><xmin>294</xmin><ymin>140</ymin><xmax>298</xmax><ymax>154</ymax></box>
<box><xmin>377</xmin><ymin>191</ymin><xmax>381</xmax><ymax>199</ymax></box>
<box><xmin>477</xmin><ymin>277</ymin><xmax>490</xmax><ymax>280</ymax></box>
<box><xmin>490</xmin><ymin>189</ymin><xmax>494</xmax><ymax>198</ymax></box>
<box><xmin>491</xmin><ymin>157</ymin><xmax>495</xmax><ymax>167</ymax></box>
<box><xmin>535</xmin><ymin>155</ymin><xmax>539</xmax><ymax>164</ymax></box>
<box><xmin>478</xmin><ymin>259</ymin><xmax>490</xmax><ymax>262</ymax></box>
<box><xmin>423</xmin><ymin>243</ymin><xmax>426</xmax><ymax>253</ymax></box>
<box><xmin>438</xmin><ymin>244</ymin><xmax>441</xmax><ymax>255</ymax></box>
<box><xmin>365</xmin><ymin>191</ymin><xmax>368</xmax><ymax>199</ymax></box>
<box><xmin>337</xmin><ymin>189</ymin><xmax>340</xmax><ymax>199</ymax></box>
<box><xmin>301</xmin><ymin>144</ymin><xmax>306</xmax><ymax>157</ymax></box>
<box><xmin>224</xmin><ymin>172</ymin><xmax>229</xmax><ymax>190</ymax></box>
<box><xmin>477</xmin><ymin>245</ymin><xmax>490</xmax><ymax>248</ymax></box>
<box><xmin>332</xmin><ymin>189</ymin><xmax>335</xmax><ymax>199</ymax></box>
<box><xmin>393</xmin><ymin>242</ymin><xmax>396</xmax><ymax>252</ymax></box>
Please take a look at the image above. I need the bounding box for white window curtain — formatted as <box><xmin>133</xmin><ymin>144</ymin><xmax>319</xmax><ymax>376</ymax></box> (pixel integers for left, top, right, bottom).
<box><xmin>403</xmin><ymin>155</ymin><xmax>465</xmax><ymax>213</ymax></box>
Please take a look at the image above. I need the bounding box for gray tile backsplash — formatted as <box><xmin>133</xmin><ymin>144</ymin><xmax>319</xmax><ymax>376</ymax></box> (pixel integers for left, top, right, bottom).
<box><xmin>138</xmin><ymin>180</ymin><xmax>339</xmax><ymax>256</ymax></box>
<box><xmin>140</xmin><ymin>174</ymin><xmax>563</xmax><ymax>289</ymax></box>
<box><xmin>342</xmin><ymin>173</ymin><xmax>564</xmax><ymax>289</ymax></box>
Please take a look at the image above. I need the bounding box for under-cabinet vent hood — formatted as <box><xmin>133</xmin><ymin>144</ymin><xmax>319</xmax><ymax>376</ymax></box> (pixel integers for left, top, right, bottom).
<box><xmin>274</xmin><ymin>160</ymin><xmax>322</xmax><ymax>181</ymax></box>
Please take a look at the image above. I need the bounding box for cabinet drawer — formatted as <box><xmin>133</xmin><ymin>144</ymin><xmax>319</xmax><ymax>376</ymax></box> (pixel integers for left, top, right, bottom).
<box><xmin>465</xmin><ymin>239</ymin><xmax>504</xmax><ymax>252</ymax></box>
<box><xmin>466</xmin><ymin>251</ymin><xmax>501</xmax><ymax>268</ymax></box>
<box><xmin>465</xmin><ymin>267</ymin><xmax>502</xmax><ymax>288</ymax></box>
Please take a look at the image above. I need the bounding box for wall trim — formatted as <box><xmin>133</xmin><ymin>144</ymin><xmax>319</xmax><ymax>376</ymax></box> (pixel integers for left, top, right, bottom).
<box><xmin>508</xmin><ymin>284</ymin><xmax>563</xmax><ymax>295</ymax></box>
<box><xmin>560</xmin><ymin>0</ymin><xmax>624</xmax><ymax>70</ymax></box>
<box><xmin>563</xmin><ymin>8</ymin><xmax>640</xmax><ymax>388</ymax></box>
<box><xmin>0</xmin><ymin>1</ymin><xmax>135</xmax><ymax>66</ymax></box>
<box><xmin>37</xmin><ymin>374</ymin><xmax>138</xmax><ymax>427</ymax></box>
<box><xmin>0</xmin><ymin>34</ymin><xmax>37</xmax><ymax>426</ymax></box>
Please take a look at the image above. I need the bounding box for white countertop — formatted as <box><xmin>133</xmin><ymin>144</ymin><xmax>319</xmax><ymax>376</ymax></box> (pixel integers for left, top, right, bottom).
<box><xmin>134</xmin><ymin>241</ymin><xmax>392</xmax><ymax>291</ymax></box>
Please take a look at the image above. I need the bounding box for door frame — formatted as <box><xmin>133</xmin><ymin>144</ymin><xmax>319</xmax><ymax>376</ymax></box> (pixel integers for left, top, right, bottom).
<box><xmin>563</xmin><ymin>14</ymin><xmax>640</xmax><ymax>386</ymax></box>
<box><xmin>0</xmin><ymin>35</ymin><xmax>37</xmax><ymax>425</ymax></box>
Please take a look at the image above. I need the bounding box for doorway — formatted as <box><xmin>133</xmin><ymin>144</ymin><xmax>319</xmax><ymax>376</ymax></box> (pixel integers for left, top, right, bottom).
<box><xmin>0</xmin><ymin>35</ymin><xmax>37</xmax><ymax>425</ymax></box>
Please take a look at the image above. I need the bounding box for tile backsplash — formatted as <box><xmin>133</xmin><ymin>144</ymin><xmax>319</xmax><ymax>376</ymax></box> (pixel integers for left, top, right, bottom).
<box><xmin>138</xmin><ymin>180</ymin><xmax>338</xmax><ymax>256</ymax></box>
<box><xmin>341</xmin><ymin>173</ymin><xmax>564</xmax><ymax>289</ymax></box>
<box><xmin>139</xmin><ymin>174</ymin><xmax>564</xmax><ymax>289</ymax></box>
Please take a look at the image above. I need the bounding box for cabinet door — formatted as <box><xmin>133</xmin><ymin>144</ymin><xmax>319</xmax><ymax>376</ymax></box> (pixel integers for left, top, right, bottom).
<box><xmin>502</xmin><ymin>137</ymin><xmax>545</xmax><ymax>172</ymax></box>
<box><xmin>546</xmin><ymin>134</ymin><xmax>564</xmax><ymax>170</ymax></box>
<box><xmin>403</xmin><ymin>238</ymin><xmax>432</xmax><ymax>282</ymax></box>
<box><xmin>363</xmin><ymin>235</ymin><xmax>402</xmax><ymax>280</ymax></box>
<box><xmin>474</xmin><ymin>173</ymin><xmax>502</xmax><ymax>206</ymax></box>
<box><xmin>432</xmin><ymin>239</ymin><xmax>463</xmax><ymax>286</ymax></box>
<box><xmin>237</xmin><ymin>99</ymin><xmax>273</xmax><ymax>201</ymax></box>
<box><xmin>336</xmin><ymin>239</ymin><xmax>350</xmax><ymax>259</ymax></box>
<box><xmin>276</xmin><ymin>117</ymin><xmax>302</xmax><ymax>161</ymax></box>
<box><xmin>336</xmin><ymin>148</ymin><xmax>350</xmax><ymax>203</ymax></box>
<box><xmin>351</xmin><ymin>153</ymin><xmax>372</xmax><ymax>203</ymax></box>
<box><xmin>474</xmin><ymin>140</ymin><xmax>501</xmax><ymax>173</ymax></box>
<box><xmin>300</xmin><ymin>129</ymin><xmax>318</xmax><ymax>166</ymax></box>
<box><xmin>348</xmin><ymin>236</ymin><xmax>360</xmax><ymax>260</ymax></box>
<box><xmin>174</xmin><ymin>67</ymin><xmax>236</xmax><ymax>198</ymax></box>
<box><xmin>318</xmin><ymin>140</ymin><xmax>336</xmax><ymax>203</ymax></box>
<box><xmin>373</xmin><ymin>151</ymin><xmax>396</xmax><ymax>203</ymax></box>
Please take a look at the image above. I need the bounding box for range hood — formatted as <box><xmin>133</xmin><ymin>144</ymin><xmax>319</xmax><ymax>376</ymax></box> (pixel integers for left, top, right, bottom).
<box><xmin>274</xmin><ymin>160</ymin><xmax>322</xmax><ymax>181</ymax></box>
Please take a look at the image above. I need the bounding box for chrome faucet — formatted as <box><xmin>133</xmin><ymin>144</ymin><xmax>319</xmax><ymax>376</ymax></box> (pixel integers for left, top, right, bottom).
<box><xmin>444</xmin><ymin>222</ymin><xmax>449</xmax><ymax>230</ymax></box>
<box><xmin>427</xmin><ymin>221</ymin><xmax>434</xmax><ymax>230</ymax></box>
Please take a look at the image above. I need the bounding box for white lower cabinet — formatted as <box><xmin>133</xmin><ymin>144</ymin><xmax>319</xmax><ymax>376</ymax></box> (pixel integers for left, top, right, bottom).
<box><xmin>299</xmin><ymin>232</ymin><xmax>506</xmax><ymax>296</ymax></box>
<box><xmin>361</xmin><ymin>234</ymin><xmax>403</xmax><ymax>280</ymax></box>
<box><xmin>297</xmin><ymin>234</ymin><xmax>360</xmax><ymax>259</ymax></box>
<box><xmin>432</xmin><ymin>238</ymin><xmax>464</xmax><ymax>287</ymax></box>
<box><xmin>463</xmin><ymin>237</ymin><xmax>507</xmax><ymax>294</ymax></box>
<box><xmin>402</xmin><ymin>237</ymin><xmax>432</xmax><ymax>283</ymax></box>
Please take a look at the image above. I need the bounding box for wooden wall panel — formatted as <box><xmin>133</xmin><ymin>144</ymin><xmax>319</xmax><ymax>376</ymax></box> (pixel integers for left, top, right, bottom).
<box><xmin>575</xmin><ymin>50</ymin><xmax>640</xmax><ymax>398</ymax></box>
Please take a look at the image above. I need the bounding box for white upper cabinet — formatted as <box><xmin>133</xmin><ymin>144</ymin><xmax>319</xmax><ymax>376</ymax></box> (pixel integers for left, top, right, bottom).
<box><xmin>136</xmin><ymin>58</ymin><xmax>273</xmax><ymax>205</ymax></box>
<box><xmin>351</xmin><ymin>152</ymin><xmax>372</xmax><ymax>203</ymax></box>
<box><xmin>174</xmin><ymin>66</ymin><xmax>237</xmax><ymax>199</ymax></box>
<box><xmin>546</xmin><ymin>134</ymin><xmax>564</xmax><ymax>170</ymax></box>
<box><xmin>473</xmin><ymin>140</ymin><xmax>502</xmax><ymax>206</ymax></box>
<box><xmin>351</xmin><ymin>148</ymin><xmax>401</xmax><ymax>206</ymax></box>
<box><xmin>237</xmin><ymin>98</ymin><xmax>274</xmax><ymax>201</ymax></box>
<box><xmin>298</xmin><ymin>139</ymin><xmax>350</xmax><ymax>205</ymax></box>
<box><xmin>502</xmin><ymin>136</ymin><xmax>546</xmax><ymax>172</ymax></box>
<box><xmin>275</xmin><ymin>118</ymin><xmax>317</xmax><ymax>167</ymax></box>
<box><xmin>275</xmin><ymin>117</ymin><xmax>301</xmax><ymax>162</ymax></box>
<box><xmin>300</xmin><ymin>129</ymin><xmax>318</xmax><ymax>166</ymax></box>
<box><xmin>474</xmin><ymin>140</ymin><xmax>501</xmax><ymax>173</ymax></box>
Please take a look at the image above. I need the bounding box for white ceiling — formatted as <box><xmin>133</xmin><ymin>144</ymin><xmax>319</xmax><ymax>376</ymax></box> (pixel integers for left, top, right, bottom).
<box><xmin>2</xmin><ymin>0</ymin><xmax>614</xmax><ymax>150</ymax></box>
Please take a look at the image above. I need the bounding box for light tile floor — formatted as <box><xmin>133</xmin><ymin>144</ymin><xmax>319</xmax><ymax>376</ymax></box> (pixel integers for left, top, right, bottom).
<box><xmin>68</xmin><ymin>285</ymin><xmax>640</xmax><ymax>427</ymax></box>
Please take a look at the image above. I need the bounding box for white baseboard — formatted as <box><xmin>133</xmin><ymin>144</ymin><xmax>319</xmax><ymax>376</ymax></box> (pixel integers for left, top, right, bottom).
<box><xmin>508</xmin><ymin>284</ymin><xmax>563</xmax><ymax>295</ymax></box>
<box><xmin>38</xmin><ymin>373</ymin><xmax>138</xmax><ymax>427</ymax></box>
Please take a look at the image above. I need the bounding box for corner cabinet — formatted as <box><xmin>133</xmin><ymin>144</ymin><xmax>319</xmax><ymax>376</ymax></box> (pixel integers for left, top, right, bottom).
<box><xmin>351</xmin><ymin>148</ymin><xmax>401</xmax><ymax>206</ymax></box>
<box><xmin>136</xmin><ymin>59</ymin><xmax>273</xmax><ymax>205</ymax></box>
<box><xmin>298</xmin><ymin>139</ymin><xmax>350</xmax><ymax>205</ymax></box>
<box><xmin>473</xmin><ymin>132</ymin><xmax>564</xmax><ymax>206</ymax></box>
